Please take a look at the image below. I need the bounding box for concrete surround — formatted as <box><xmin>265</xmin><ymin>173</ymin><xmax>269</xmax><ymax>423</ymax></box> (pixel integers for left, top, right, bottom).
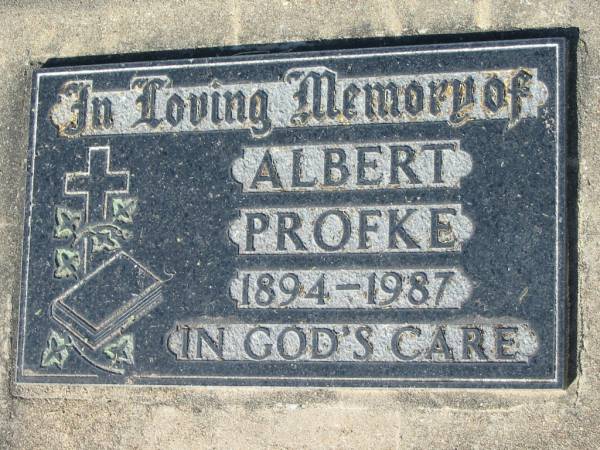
<box><xmin>0</xmin><ymin>1</ymin><xmax>597</xmax><ymax>448</ymax></box>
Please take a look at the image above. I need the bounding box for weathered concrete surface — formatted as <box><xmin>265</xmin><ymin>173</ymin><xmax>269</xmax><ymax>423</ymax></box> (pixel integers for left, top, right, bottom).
<box><xmin>0</xmin><ymin>0</ymin><xmax>597</xmax><ymax>448</ymax></box>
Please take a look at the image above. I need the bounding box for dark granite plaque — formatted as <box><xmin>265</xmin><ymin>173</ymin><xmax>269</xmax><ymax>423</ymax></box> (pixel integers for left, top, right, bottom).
<box><xmin>16</xmin><ymin>38</ymin><xmax>568</xmax><ymax>387</ymax></box>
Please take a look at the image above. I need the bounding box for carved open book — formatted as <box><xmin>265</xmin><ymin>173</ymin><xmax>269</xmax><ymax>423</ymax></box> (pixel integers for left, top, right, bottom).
<box><xmin>51</xmin><ymin>251</ymin><xmax>164</xmax><ymax>350</ymax></box>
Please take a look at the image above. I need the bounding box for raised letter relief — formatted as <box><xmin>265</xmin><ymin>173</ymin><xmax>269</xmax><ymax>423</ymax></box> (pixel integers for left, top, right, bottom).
<box><xmin>17</xmin><ymin>39</ymin><xmax>567</xmax><ymax>388</ymax></box>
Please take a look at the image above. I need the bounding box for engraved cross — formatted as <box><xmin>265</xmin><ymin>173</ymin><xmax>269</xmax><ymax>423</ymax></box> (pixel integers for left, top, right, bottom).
<box><xmin>64</xmin><ymin>146</ymin><xmax>129</xmax><ymax>224</ymax></box>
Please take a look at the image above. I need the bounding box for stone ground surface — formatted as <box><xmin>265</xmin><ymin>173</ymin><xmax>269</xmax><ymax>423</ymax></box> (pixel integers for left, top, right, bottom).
<box><xmin>0</xmin><ymin>0</ymin><xmax>598</xmax><ymax>448</ymax></box>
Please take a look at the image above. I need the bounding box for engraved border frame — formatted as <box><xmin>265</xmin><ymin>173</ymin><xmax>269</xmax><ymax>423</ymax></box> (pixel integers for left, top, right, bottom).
<box><xmin>15</xmin><ymin>38</ymin><xmax>568</xmax><ymax>388</ymax></box>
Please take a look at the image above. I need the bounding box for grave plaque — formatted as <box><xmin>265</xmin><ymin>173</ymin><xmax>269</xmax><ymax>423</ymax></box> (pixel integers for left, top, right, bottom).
<box><xmin>16</xmin><ymin>38</ymin><xmax>568</xmax><ymax>387</ymax></box>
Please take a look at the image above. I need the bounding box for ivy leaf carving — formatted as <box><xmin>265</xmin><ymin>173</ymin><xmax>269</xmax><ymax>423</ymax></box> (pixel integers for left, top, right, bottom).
<box><xmin>112</xmin><ymin>198</ymin><xmax>137</xmax><ymax>224</ymax></box>
<box><xmin>103</xmin><ymin>334</ymin><xmax>134</xmax><ymax>366</ymax></box>
<box><xmin>91</xmin><ymin>229</ymin><xmax>121</xmax><ymax>253</ymax></box>
<box><xmin>54</xmin><ymin>248</ymin><xmax>80</xmax><ymax>279</ymax></box>
<box><xmin>41</xmin><ymin>330</ymin><xmax>71</xmax><ymax>368</ymax></box>
<box><xmin>54</xmin><ymin>206</ymin><xmax>82</xmax><ymax>239</ymax></box>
